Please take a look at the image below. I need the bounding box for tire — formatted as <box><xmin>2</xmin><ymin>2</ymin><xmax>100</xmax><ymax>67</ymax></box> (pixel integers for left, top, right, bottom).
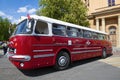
<box><xmin>102</xmin><ymin>48</ymin><xmax>107</xmax><ymax>59</ymax></box>
<box><xmin>55</xmin><ymin>51</ymin><xmax>70</xmax><ymax>70</ymax></box>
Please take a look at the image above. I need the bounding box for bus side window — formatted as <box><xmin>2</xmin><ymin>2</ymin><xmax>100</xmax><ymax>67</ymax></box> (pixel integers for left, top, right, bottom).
<box><xmin>92</xmin><ymin>32</ymin><xmax>98</xmax><ymax>39</ymax></box>
<box><xmin>103</xmin><ymin>34</ymin><xmax>106</xmax><ymax>40</ymax></box>
<box><xmin>107</xmin><ymin>35</ymin><xmax>110</xmax><ymax>40</ymax></box>
<box><xmin>83</xmin><ymin>30</ymin><xmax>92</xmax><ymax>39</ymax></box>
<box><xmin>35</xmin><ymin>20</ymin><xmax>49</xmax><ymax>34</ymax></box>
<box><xmin>52</xmin><ymin>24</ymin><xmax>66</xmax><ymax>36</ymax></box>
<box><xmin>66</xmin><ymin>27</ymin><xmax>77</xmax><ymax>37</ymax></box>
<box><xmin>98</xmin><ymin>34</ymin><xmax>105</xmax><ymax>40</ymax></box>
<box><xmin>98</xmin><ymin>34</ymin><xmax>101</xmax><ymax>40</ymax></box>
<box><xmin>66</xmin><ymin>27</ymin><xmax>72</xmax><ymax>37</ymax></box>
<box><xmin>77</xmin><ymin>29</ymin><xmax>83</xmax><ymax>37</ymax></box>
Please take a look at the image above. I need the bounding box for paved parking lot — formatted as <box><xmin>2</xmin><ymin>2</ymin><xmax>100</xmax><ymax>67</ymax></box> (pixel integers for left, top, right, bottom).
<box><xmin>0</xmin><ymin>48</ymin><xmax>120</xmax><ymax>80</ymax></box>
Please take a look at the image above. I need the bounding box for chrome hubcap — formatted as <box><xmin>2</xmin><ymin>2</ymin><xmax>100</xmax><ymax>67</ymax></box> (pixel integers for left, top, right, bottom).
<box><xmin>58</xmin><ymin>56</ymin><xmax>67</xmax><ymax>66</ymax></box>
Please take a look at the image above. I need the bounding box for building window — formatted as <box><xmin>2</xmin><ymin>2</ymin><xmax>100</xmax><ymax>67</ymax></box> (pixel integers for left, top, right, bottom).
<box><xmin>109</xmin><ymin>26</ymin><xmax>116</xmax><ymax>35</ymax></box>
<box><xmin>108</xmin><ymin>0</ymin><xmax>115</xmax><ymax>6</ymax></box>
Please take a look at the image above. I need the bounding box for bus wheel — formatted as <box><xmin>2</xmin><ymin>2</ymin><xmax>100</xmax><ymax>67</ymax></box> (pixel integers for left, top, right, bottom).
<box><xmin>55</xmin><ymin>51</ymin><xmax>70</xmax><ymax>70</ymax></box>
<box><xmin>102</xmin><ymin>48</ymin><xmax>107</xmax><ymax>59</ymax></box>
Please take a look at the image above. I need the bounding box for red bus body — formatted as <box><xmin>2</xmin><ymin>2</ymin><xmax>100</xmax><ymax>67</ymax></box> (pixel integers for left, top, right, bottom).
<box><xmin>8</xmin><ymin>15</ymin><xmax>112</xmax><ymax>70</ymax></box>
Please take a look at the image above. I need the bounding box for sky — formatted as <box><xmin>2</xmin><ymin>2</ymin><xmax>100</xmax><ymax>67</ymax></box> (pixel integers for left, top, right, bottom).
<box><xmin>0</xmin><ymin>0</ymin><xmax>39</xmax><ymax>24</ymax></box>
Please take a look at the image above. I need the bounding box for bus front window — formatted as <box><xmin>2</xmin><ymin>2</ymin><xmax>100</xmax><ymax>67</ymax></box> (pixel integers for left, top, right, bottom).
<box><xmin>14</xmin><ymin>19</ymin><xmax>34</xmax><ymax>35</ymax></box>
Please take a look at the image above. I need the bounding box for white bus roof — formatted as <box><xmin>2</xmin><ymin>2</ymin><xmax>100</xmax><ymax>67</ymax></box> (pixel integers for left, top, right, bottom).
<box><xmin>22</xmin><ymin>15</ymin><xmax>108</xmax><ymax>35</ymax></box>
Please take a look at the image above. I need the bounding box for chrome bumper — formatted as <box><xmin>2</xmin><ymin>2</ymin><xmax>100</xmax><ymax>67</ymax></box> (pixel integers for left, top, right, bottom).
<box><xmin>8</xmin><ymin>53</ymin><xmax>31</xmax><ymax>62</ymax></box>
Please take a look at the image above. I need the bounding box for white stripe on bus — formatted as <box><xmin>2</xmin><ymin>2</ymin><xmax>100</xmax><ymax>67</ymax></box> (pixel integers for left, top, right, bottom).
<box><xmin>71</xmin><ymin>49</ymin><xmax>102</xmax><ymax>54</ymax></box>
<box><xmin>73</xmin><ymin>47</ymin><xmax>101</xmax><ymax>50</ymax></box>
<box><xmin>33</xmin><ymin>54</ymin><xmax>55</xmax><ymax>58</ymax></box>
<box><xmin>33</xmin><ymin>49</ymin><xmax>53</xmax><ymax>52</ymax></box>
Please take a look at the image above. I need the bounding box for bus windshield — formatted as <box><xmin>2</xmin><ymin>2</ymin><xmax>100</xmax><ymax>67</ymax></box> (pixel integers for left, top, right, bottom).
<box><xmin>14</xmin><ymin>19</ymin><xmax>34</xmax><ymax>35</ymax></box>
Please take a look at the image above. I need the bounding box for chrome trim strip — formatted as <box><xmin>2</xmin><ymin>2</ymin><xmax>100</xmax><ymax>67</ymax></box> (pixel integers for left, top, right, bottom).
<box><xmin>32</xmin><ymin>44</ymin><xmax>53</xmax><ymax>46</ymax></box>
<box><xmin>33</xmin><ymin>49</ymin><xmax>53</xmax><ymax>52</ymax></box>
<box><xmin>32</xmin><ymin>43</ymin><xmax>68</xmax><ymax>47</ymax></box>
<box><xmin>10</xmin><ymin>55</ymin><xmax>31</xmax><ymax>61</ymax></box>
<box><xmin>71</xmin><ymin>49</ymin><xmax>102</xmax><ymax>54</ymax></box>
<box><xmin>11</xmin><ymin>34</ymin><xmax>52</xmax><ymax>37</ymax></box>
<box><xmin>33</xmin><ymin>54</ymin><xmax>55</xmax><ymax>58</ymax></box>
<box><xmin>73</xmin><ymin>47</ymin><xmax>101</xmax><ymax>50</ymax></box>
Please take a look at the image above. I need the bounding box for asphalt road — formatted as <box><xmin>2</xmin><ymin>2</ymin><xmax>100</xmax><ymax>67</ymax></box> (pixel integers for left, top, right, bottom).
<box><xmin>0</xmin><ymin>50</ymin><xmax>120</xmax><ymax>80</ymax></box>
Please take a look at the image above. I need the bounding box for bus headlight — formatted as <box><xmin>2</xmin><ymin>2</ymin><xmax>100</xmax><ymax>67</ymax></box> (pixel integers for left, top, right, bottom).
<box><xmin>8</xmin><ymin>48</ymin><xmax>16</xmax><ymax>54</ymax></box>
<box><xmin>14</xmin><ymin>49</ymin><xmax>17</xmax><ymax>54</ymax></box>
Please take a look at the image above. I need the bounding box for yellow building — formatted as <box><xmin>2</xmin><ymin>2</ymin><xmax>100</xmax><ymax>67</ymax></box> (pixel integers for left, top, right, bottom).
<box><xmin>84</xmin><ymin>0</ymin><xmax>120</xmax><ymax>47</ymax></box>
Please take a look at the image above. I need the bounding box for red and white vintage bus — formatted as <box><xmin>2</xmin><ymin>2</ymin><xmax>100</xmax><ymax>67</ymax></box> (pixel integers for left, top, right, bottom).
<box><xmin>7</xmin><ymin>15</ymin><xmax>112</xmax><ymax>70</ymax></box>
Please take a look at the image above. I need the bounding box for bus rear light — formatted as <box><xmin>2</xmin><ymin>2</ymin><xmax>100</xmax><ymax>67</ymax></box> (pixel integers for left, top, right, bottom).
<box><xmin>9</xmin><ymin>55</ymin><xmax>31</xmax><ymax>62</ymax></box>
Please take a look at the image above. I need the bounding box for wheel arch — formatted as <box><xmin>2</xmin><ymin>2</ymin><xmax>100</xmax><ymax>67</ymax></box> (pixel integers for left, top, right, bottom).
<box><xmin>54</xmin><ymin>48</ymin><xmax>71</xmax><ymax>64</ymax></box>
<box><xmin>57</xmin><ymin>48</ymin><xmax>71</xmax><ymax>60</ymax></box>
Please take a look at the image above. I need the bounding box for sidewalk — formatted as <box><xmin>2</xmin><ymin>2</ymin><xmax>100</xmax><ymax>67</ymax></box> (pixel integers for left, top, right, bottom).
<box><xmin>112</xmin><ymin>47</ymin><xmax>120</xmax><ymax>56</ymax></box>
<box><xmin>99</xmin><ymin>47</ymin><xmax>120</xmax><ymax>68</ymax></box>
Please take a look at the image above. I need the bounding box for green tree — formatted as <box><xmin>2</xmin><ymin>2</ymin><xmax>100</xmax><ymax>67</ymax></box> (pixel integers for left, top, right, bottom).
<box><xmin>36</xmin><ymin>0</ymin><xmax>89</xmax><ymax>26</ymax></box>
<box><xmin>10</xmin><ymin>23</ymin><xmax>16</xmax><ymax>35</ymax></box>
<box><xmin>0</xmin><ymin>17</ymin><xmax>14</xmax><ymax>41</ymax></box>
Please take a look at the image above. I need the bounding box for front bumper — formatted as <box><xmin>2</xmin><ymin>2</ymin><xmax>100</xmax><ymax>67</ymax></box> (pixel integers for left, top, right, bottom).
<box><xmin>8</xmin><ymin>54</ymin><xmax>31</xmax><ymax>62</ymax></box>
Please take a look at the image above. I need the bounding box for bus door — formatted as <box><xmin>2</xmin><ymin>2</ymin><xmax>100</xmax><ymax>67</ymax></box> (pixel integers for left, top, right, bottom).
<box><xmin>32</xmin><ymin>20</ymin><xmax>54</xmax><ymax>66</ymax></box>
